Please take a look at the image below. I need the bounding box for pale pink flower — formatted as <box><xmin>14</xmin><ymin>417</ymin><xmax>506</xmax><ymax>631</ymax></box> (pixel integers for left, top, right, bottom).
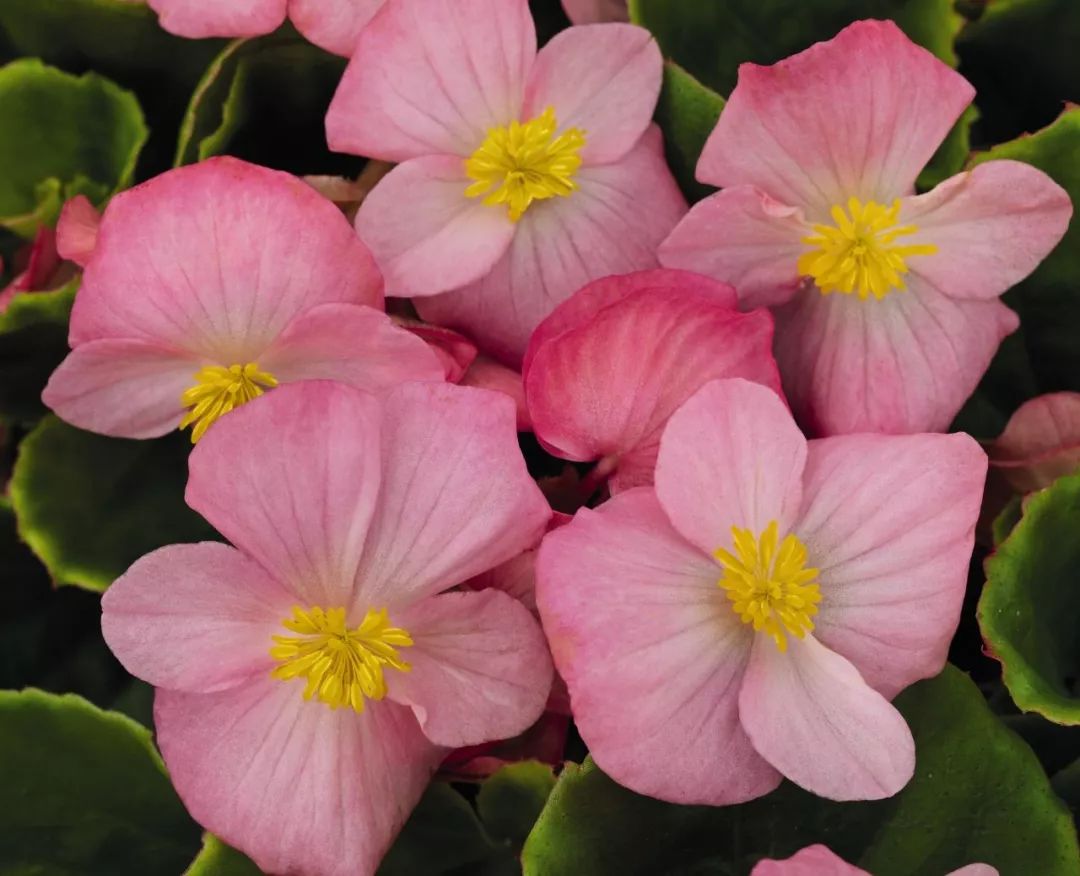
<box><xmin>989</xmin><ymin>392</ymin><xmax>1080</xmax><ymax>493</ymax></box>
<box><xmin>101</xmin><ymin>380</ymin><xmax>554</xmax><ymax>876</ymax></box>
<box><xmin>660</xmin><ymin>20</ymin><xmax>1071</xmax><ymax>435</ymax></box>
<box><xmin>562</xmin><ymin>0</ymin><xmax>627</xmax><ymax>24</ymax></box>
<box><xmin>752</xmin><ymin>844</ymin><xmax>997</xmax><ymax>876</ymax></box>
<box><xmin>43</xmin><ymin>157</ymin><xmax>443</xmax><ymax>442</ymax></box>
<box><xmin>537</xmin><ymin>378</ymin><xmax>986</xmax><ymax>803</ymax></box>
<box><xmin>326</xmin><ymin>0</ymin><xmax>687</xmax><ymax>364</ymax></box>
<box><xmin>524</xmin><ymin>268</ymin><xmax>782</xmax><ymax>492</ymax></box>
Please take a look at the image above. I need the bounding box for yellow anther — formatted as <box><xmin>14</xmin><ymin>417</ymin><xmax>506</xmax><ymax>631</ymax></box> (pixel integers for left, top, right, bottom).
<box><xmin>179</xmin><ymin>362</ymin><xmax>277</xmax><ymax>443</ymax></box>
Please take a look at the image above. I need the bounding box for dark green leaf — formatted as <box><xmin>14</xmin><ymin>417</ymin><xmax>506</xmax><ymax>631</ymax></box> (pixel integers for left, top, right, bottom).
<box><xmin>185</xmin><ymin>834</ymin><xmax>263</xmax><ymax>876</ymax></box>
<box><xmin>652</xmin><ymin>62</ymin><xmax>724</xmax><ymax>203</ymax></box>
<box><xmin>477</xmin><ymin>761</ymin><xmax>557</xmax><ymax>853</ymax></box>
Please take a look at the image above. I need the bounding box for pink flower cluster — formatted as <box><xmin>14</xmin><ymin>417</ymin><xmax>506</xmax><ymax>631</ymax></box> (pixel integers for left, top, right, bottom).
<box><xmin>40</xmin><ymin>2</ymin><xmax>1071</xmax><ymax>874</ymax></box>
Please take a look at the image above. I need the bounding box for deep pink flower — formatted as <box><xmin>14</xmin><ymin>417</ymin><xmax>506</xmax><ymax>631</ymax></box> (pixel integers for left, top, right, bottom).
<box><xmin>43</xmin><ymin>157</ymin><xmax>442</xmax><ymax>442</ymax></box>
<box><xmin>537</xmin><ymin>378</ymin><xmax>986</xmax><ymax>803</ymax></box>
<box><xmin>55</xmin><ymin>194</ymin><xmax>101</xmax><ymax>268</ymax></box>
<box><xmin>562</xmin><ymin>0</ymin><xmax>627</xmax><ymax>24</ymax></box>
<box><xmin>102</xmin><ymin>380</ymin><xmax>553</xmax><ymax>876</ymax></box>
<box><xmin>660</xmin><ymin>20</ymin><xmax>1071</xmax><ymax>435</ymax></box>
<box><xmin>524</xmin><ymin>269</ymin><xmax>782</xmax><ymax>492</ymax></box>
<box><xmin>752</xmin><ymin>845</ymin><xmax>996</xmax><ymax>876</ymax></box>
<box><xmin>326</xmin><ymin>0</ymin><xmax>687</xmax><ymax>364</ymax></box>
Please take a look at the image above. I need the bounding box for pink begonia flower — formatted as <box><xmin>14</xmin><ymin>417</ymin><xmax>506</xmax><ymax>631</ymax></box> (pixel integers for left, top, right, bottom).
<box><xmin>0</xmin><ymin>225</ymin><xmax>73</xmax><ymax>312</ymax></box>
<box><xmin>326</xmin><ymin>0</ymin><xmax>687</xmax><ymax>364</ymax></box>
<box><xmin>660</xmin><ymin>20</ymin><xmax>1072</xmax><ymax>436</ymax></box>
<box><xmin>101</xmin><ymin>379</ymin><xmax>554</xmax><ymax>876</ymax></box>
<box><xmin>147</xmin><ymin>0</ymin><xmax>382</xmax><ymax>57</ymax></box>
<box><xmin>989</xmin><ymin>392</ymin><xmax>1080</xmax><ymax>493</ymax></box>
<box><xmin>537</xmin><ymin>378</ymin><xmax>986</xmax><ymax>803</ymax></box>
<box><xmin>524</xmin><ymin>268</ymin><xmax>782</xmax><ymax>492</ymax></box>
<box><xmin>752</xmin><ymin>844</ymin><xmax>997</xmax><ymax>876</ymax></box>
<box><xmin>562</xmin><ymin>0</ymin><xmax>628</xmax><ymax>24</ymax></box>
<box><xmin>55</xmin><ymin>194</ymin><xmax>101</xmax><ymax>268</ymax></box>
<box><xmin>42</xmin><ymin>157</ymin><xmax>443</xmax><ymax>443</ymax></box>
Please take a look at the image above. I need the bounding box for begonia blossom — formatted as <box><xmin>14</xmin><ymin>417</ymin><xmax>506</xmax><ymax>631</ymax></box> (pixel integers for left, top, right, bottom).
<box><xmin>562</xmin><ymin>0</ymin><xmax>628</xmax><ymax>25</ymax></box>
<box><xmin>537</xmin><ymin>378</ymin><xmax>986</xmax><ymax>803</ymax></box>
<box><xmin>752</xmin><ymin>844</ymin><xmax>997</xmax><ymax>876</ymax></box>
<box><xmin>660</xmin><ymin>20</ymin><xmax>1071</xmax><ymax>435</ymax></box>
<box><xmin>524</xmin><ymin>268</ymin><xmax>781</xmax><ymax>492</ymax></box>
<box><xmin>101</xmin><ymin>379</ymin><xmax>554</xmax><ymax>876</ymax></box>
<box><xmin>326</xmin><ymin>0</ymin><xmax>687</xmax><ymax>363</ymax></box>
<box><xmin>989</xmin><ymin>392</ymin><xmax>1080</xmax><ymax>494</ymax></box>
<box><xmin>42</xmin><ymin>157</ymin><xmax>442</xmax><ymax>442</ymax></box>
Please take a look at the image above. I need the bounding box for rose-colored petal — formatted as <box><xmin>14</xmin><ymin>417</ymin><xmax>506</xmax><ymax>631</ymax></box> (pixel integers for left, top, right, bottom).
<box><xmin>659</xmin><ymin>185</ymin><xmax>809</xmax><ymax>309</ymax></box>
<box><xmin>796</xmin><ymin>433</ymin><xmax>986</xmax><ymax>699</ymax></box>
<box><xmin>774</xmin><ymin>280</ymin><xmax>1019</xmax><ymax>436</ymax></box>
<box><xmin>388</xmin><ymin>589</ymin><xmax>552</xmax><ymax>747</ymax></box>
<box><xmin>42</xmin><ymin>339</ymin><xmax>199</xmax><ymax>439</ymax></box>
<box><xmin>354</xmin><ymin>156</ymin><xmax>516</xmax><ymax>299</ymax></box>
<box><xmin>416</xmin><ymin>126</ymin><xmax>687</xmax><ymax>364</ymax></box>
<box><xmin>698</xmin><ymin>20</ymin><xmax>973</xmax><ymax>216</ymax></box>
<box><xmin>950</xmin><ymin>867</ymin><xmax>999</xmax><ymax>876</ymax></box>
<box><xmin>69</xmin><ymin>158</ymin><xmax>382</xmax><ymax>357</ymax></box>
<box><xmin>561</xmin><ymin>0</ymin><xmax>627</xmax><ymax>24</ymax></box>
<box><xmin>261</xmin><ymin>303</ymin><xmax>444</xmax><ymax>394</ymax></box>
<box><xmin>148</xmin><ymin>0</ymin><xmax>286</xmax><ymax>37</ymax></box>
<box><xmin>290</xmin><ymin>0</ymin><xmax>384</xmax><ymax>57</ymax></box>
<box><xmin>354</xmin><ymin>382</ymin><xmax>550</xmax><ymax>608</ymax></box>
<box><xmin>739</xmin><ymin>634</ymin><xmax>915</xmax><ymax>800</ymax></box>
<box><xmin>325</xmin><ymin>0</ymin><xmax>535</xmax><ymax>161</ymax></box>
<box><xmin>524</xmin><ymin>23</ymin><xmax>660</xmax><ymax>164</ymax></box>
<box><xmin>655</xmin><ymin>378</ymin><xmax>806</xmax><ymax>556</ymax></box>
<box><xmin>398</xmin><ymin>321</ymin><xmax>478</xmax><ymax>383</ymax></box>
<box><xmin>101</xmin><ymin>542</ymin><xmax>293</xmax><ymax>693</ymax></box>
<box><xmin>459</xmin><ymin>356</ymin><xmax>530</xmax><ymax>430</ymax></box>
<box><xmin>902</xmin><ymin>160</ymin><xmax>1072</xmax><ymax>300</ymax></box>
<box><xmin>991</xmin><ymin>392</ymin><xmax>1080</xmax><ymax>493</ymax></box>
<box><xmin>156</xmin><ymin>676</ymin><xmax>442</xmax><ymax>876</ymax></box>
<box><xmin>55</xmin><ymin>195</ymin><xmax>100</xmax><ymax>268</ymax></box>
<box><xmin>536</xmin><ymin>489</ymin><xmax>781</xmax><ymax>804</ymax></box>
<box><xmin>186</xmin><ymin>382</ymin><xmax>383</xmax><ymax>607</ymax></box>
<box><xmin>752</xmin><ymin>845</ymin><xmax>869</xmax><ymax>876</ymax></box>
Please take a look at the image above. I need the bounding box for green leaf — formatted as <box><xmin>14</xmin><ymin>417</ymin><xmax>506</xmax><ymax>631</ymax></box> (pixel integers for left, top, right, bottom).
<box><xmin>652</xmin><ymin>62</ymin><xmax>724</xmax><ymax>203</ymax></box>
<box><xmin>980</xmin><ymin>471</ymin><xmax>1080</xmax><ymax>723</ymax></box>
<box><xmin>9</xmin><ymin>417</ymin><xmax>216</xmax><ymax>592</ymax></box>
<box><xmin>628</xmin><ymin>0</ymin><xmax>961</xmax><ymax>96</ymax></box>
<box><xmin>477</xmin><ymin>761</ymin><xmax>557</xmax><ymax>853</ymax></box>
<box><xmin>185</xmin><ymin>834</ymin><xmax>263</xmax><ymax>876</ymax></box>
<box><xmin>917</xmin><ymin>104</ymin><xmax>977</xmax><ymax>192</ymax></box>
<box><xmin>0</xmin><ymin>689</ymin><xmax>201</xmax><ymax>875</ymax></box>
<box><xmin>991</xmin><ymin>494</ymin><xmax>1023</xmax><ymax>546</ymax></box>
<box><xmin>522</xmin><ymin>666</ymin><xmax>1079</xmax><ymax>875</ymax></box>
<box><xmin>0</xmin><ymin>59</ymin><xmax>146</xmax><ymax>236</ymax></box>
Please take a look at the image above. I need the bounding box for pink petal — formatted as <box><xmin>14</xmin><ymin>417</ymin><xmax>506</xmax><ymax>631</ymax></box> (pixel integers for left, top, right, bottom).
<box><xmin>416</xmin><ymin>126</ymin><xmax>687</xmax><ymax>364</ymax></box>
<box><xmin>261</xmin><ymin>303</ymin><xmax>444</xmax><ymax>394</ymax></box>
<box><xmin>397</xmin><ymin>321</ymin><xmax>479</xmax><ymax>383</ymax></box>
<box><xmin>902</xmin><ymin>160</ymin><xmax>1072</xmax><ymax>300</ymax></box>
<box><xmin>186</xmin><ymin>382</ymin><xmax>383</xmax><ymax>607</ymax></box>
<box><xmin>459</xmin><ymin>356</ymin><xmax>530</xmax><ymax>431</ymax></box>
<box><xmin>655</xmin><ymin>378</ymin><xmax>806</xmax><ymax>556</ymax></box>
<box><xmin>289</xmin><ymin>0</ymin><xmax>384</xmax><ymax>57</ymax></box>
<box><xmin>796</xmin><ymin>433</ymin><xmax>986</xmax><ymax>699</ymax></box>
<box><xmin>699</xmin><ymin>20</ymin><xmax>973</xmax><ymax>216</ymax></box>
<box><xmin>950</xmin><ymin>867</ymin><xmax>999</xmax><ymax>876</ymax></box>
<box><xmin>101</xmin><ymin>542</ymin><xmax>293</xmax><ymax>693</ymax></box>
<box><xmin>388</xmin><ymin>589</ymin><xmax>553</xmax><ymax>747</ymax></box>
<box><xmin>325</xmin><ymin>0</ymin><xmax>535</xmax><ymax>161</ymax></box>
<box><xmin>751</xmin><ymin>845</ymin><xmax>868</xmax><ymax>876</ymax></box>
<box><xmin>774</xmin><ymin>279</ymin><xmax>1019</xmax><ymax>435</ymax></box>
<box><xmin>561</xmin><ymin>0</ymin><xmax>628</xmax><ymax>24</ymax></box>
<box><xmin>524</xmin><ymin>23</ymin><xmax>661</xmax><ymax>164</ymax></box>
<box><xmin>525</xmin><ymin>270</ymin><xmax>781</xmax><ymax>490</ymax></box>
<box><xmin>738</xmin><ymin>634</ymin><xmax>915</xmax><ymax>800</ymax></box>
<box><xmin>353</xmin><ymin>382</ymin><xmax>550</xmax><ymax>608</ymax></box>
<box><xmin>658</xmin><ymin>185</ymin><xmax>808</xmax><ymax>309</ymax></box>
<box><xmin>354</xmin><ymin>155</ymin><xmax>516</xmax><ymax>299</ymax></box>
<box><xmin>156</xmin><ymin>676</ymin><xmax>442</xmax><ymax>876</ymax></box>
<box><xmin>148</xmin><ymin>0</ymin><xmax>286</xmax><ymax>39</ymax></box>
<box><xmin>69</xmin><ymin>157</ymin><xmax>382</xmax><ymax>357</ymax></box>
<box><xmin>55</xmin><ymin>195</ymin><xmax>100</xmax><ymax>268</ymax></box>
<box><xmin>42</xmin><ymin>340</ymin><xmax>199</xmax><ymax>439</ymax></box>
<box><xmin>536</xmin><ymin>489</ymin><xmax>780</xmax><ymax>804</ymax></box>
<box><xmin>991</xmin><ymin>392</ymin><xmax>1080</xmax><ymax>493</ymax></box>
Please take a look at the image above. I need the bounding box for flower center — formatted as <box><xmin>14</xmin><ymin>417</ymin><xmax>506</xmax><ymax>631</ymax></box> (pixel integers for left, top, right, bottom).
<box><xmin>178</xmin><ymin>362</ymin><xmax>277</xmax><ymax>443</ymax></box>
<box><xmin>465</xmin><ymin>106</ymin><xmax>586</xmax><ymax>222</ymax></box>
<box><xmin>714</xmin><ymin>521</ymin><xmax>821</xmax><ymax>652</ymax></box>
<box><xmin>797</xmin><ymin>197</ymin><xmax>937</xmax><ymax>300</ymax></box>
<box><xmin>270</xmin><ymin>606</ymin><xmax>413</xmax><ymax>713</ymax></box>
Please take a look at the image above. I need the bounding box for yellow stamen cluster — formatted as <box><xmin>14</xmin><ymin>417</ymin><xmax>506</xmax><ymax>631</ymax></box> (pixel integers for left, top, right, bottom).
<box><xmin>715</xmin><ymin>521</ymin><xmax>821</xmax><ymax>652</ymax></box>
<box><xmin>179</xmin><ymin>362</ymin><xmax>277</xmax><ymax>443</ymax></box>
<box><xmin>798</xmin><ymin>197</ymin><xmax>937</xmax><ymax>300</ymax></box>
<box><xmin>270</xmin><ymin>606</ymin><xmax>413</xmax><ymax>713</ymax></box>
<box><xmin>465</xmin><ymin>107</ymin><xmax>586</xmax><ymax>221</ymax></box>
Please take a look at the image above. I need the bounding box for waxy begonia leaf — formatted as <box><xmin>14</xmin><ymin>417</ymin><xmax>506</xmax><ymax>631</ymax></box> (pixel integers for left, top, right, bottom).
<box><xmin>0</xmin><ymin>689</ymin><xmax>201</xmax><ymax>875</ymax></box>
<box><xmin>185</xmin><ymin>835</ymin><xmax>263</xmax><ymax>876</ymax></box>
<box><xmin>0</xmin><ymin>59</ymin><xmax>145</xmax><ymax>236</ymax></box>
<box><xmin>652</xmin><ymin>61</ymin><xmax>724</xmax><ymax>203</ymax></box>
<box><xmin>9</xmin><ymin>417</ymin><xmax>215</xmax><ymax>592</ymax></box>
<box><xmin>981</xmin><ymin>471</ymin><xmax>1080</xmax><ymax>724</ymax></box>
<box><xmin>521</xmin><ymin>666</ymin><xmax>1079</xmax><ymax>875</ymax></box>
<box><xmin>477</xmin><ymin>761</ymin><xmax>557</xmax><ymax>853</ymax></box>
